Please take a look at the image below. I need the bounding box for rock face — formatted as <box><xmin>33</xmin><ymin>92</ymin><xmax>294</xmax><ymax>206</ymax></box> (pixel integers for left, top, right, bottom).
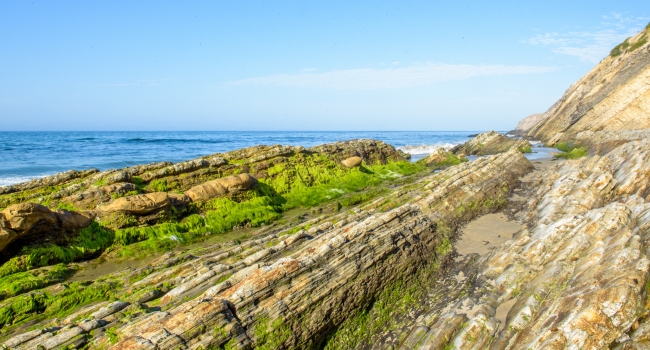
<box><xmin>511</xmin><ymin>113</ymin><xmax>544</xmax><ymax>136</ymax></box>
<box><xmin>450</xmin><ymin>131</ymin><xmax>531</xmax><ymax>156</ymax></box>
<box><xmin>523</xmin><ymin>25</ymin><xmax>650</xmax><ymax>144</ymax></box>
<box><xmin>184</xmin><ymin>174</ymin><xmax>258</xmax><ymax>202</ymax></box>
<box><xmin>0</xmin><ymin>149</ymin><xmax>532</xmax><ymax>349</ymax></box>
<box><xmin>396</xmin><ymin>138</ymin><xmax>650</xmax><ymax>349</ymax></box>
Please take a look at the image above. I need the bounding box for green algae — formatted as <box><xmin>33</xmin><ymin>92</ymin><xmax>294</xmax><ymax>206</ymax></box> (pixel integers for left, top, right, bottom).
<box><xmin>0</xmin><ymin>264</ymin><xmax>70</xmax><ymax>301</ymax></box>
<box><xmin>554</xmin><ymin>142</ymin><xmax>587</xmax><ymax>159</ymax></box>
<box><xmin>0</xmin><ymin>279</ymin><xmax>120</xmax><ymax>331</ymax></box>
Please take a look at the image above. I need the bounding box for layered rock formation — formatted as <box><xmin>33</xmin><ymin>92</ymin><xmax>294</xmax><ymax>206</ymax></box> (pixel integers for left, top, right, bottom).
<box><xmin>520</xmin><ymin>24</ymin><xmax>650</xmax><ymax>144</ymax></box>
<box><xmin>0</xmin><ymin>149</ymin><xmax>532</xmax><ymax>349</ymax></box>
<box><xmin>450</xmin><ymin>131</ymin><xmax>531</xmax><ymax>156</ymax></box>
<box><xmin>394</xmin><ymin>138</ymin><xmax>650</xmax><ymax>349</ymax></box>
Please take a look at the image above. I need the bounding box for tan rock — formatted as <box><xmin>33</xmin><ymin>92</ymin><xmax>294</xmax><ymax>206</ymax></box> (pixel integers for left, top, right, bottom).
<box><xmin>341</xmin><ymin>156</ymin><xmax>363</xmax><ymax>168</ymax></box>
<box><xmin>524</xmin><ymin>26</ymin><xmax>650</xmax><ymax>143</ymax></box>
<box><xmin>421</xmin><ymin>148</ymin><xmax>456</xmax><ymax>166</ymax></box>
<box><xmin>54</xmin><ymin>209</ymin><xmax>94</xmax><ymax>230</ymax></box>
<box><xmin>450</xmin><ymin>130</ymin><xmax>531</xmax><ymax>156</ymax></box>
<box><xmin>184</xmin><ymin>173</ymin><xmax>257</xmax><ymax>202</ymax></box>
<box><xmin>100</xmin><ymin>192</ymin><xmax>189</xmax><ymax>215</ymax></box>
<box><xmin>1</xmin><ymin>202</ymin><xmax>58</xmax><ymax>233</ymax></box>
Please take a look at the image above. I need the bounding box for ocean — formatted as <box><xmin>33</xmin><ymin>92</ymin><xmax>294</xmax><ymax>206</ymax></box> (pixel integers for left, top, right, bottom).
<box><xmin>0</xmin><ymin>131</ymin><xmax>485</xmax><ymax>187</ymax></box>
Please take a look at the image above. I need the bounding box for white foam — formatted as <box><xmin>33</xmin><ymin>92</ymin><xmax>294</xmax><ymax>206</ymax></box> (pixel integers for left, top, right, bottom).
<box><xmin>397</xmin><ymin>143</ymin><xmax>459</xmax><ymax>155</ymax></box>
<box><xmin>0</xmin><ymin>174</ymin><xmax>49</xmax><ymax>187</ymax></box>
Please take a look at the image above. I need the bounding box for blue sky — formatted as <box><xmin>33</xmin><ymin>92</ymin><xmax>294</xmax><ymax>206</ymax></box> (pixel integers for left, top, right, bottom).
<box><xmin>1</xmin><ymin>1</ymin><xmax>649</xmax><ymax>131</ymax></box>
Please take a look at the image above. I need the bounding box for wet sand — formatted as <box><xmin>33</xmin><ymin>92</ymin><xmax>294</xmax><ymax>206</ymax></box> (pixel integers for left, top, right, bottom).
<box><xmin>456</xmin><ymin>213</ymin><xmax>523</xmax><ymax>256</ymax></box>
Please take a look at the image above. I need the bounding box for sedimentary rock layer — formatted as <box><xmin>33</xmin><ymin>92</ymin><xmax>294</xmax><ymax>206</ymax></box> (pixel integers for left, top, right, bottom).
<box><xmin>397</xmin><ymin>138</ymin><xmax>650</xmax><ymax>349</ymax></box>
<box><xmin>450</xmin><ymin>131</ymin><xmax>531</xmax><ymax>156</ymax></box>
<box><xmin>1</xmin><ymin>149</ymin><xmax>532</xmax><ymax>349</ymax></box>
<box><xmin>523</xmin><ymin>25</ymin><xmax>650</xmax><ymax>144</ymax></box>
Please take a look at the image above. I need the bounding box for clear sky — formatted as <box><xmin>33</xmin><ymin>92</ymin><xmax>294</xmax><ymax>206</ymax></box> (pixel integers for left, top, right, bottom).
<box><xmin>1</xmin><ymin>1</ymin><xmax>649</xmax><ymax>131</ymax></box>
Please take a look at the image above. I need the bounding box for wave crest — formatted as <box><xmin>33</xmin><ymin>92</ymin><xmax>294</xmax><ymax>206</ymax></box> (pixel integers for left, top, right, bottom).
<box><xmin>397</xmin><ymin>143</ymin><xmax>459</xmax><ymax>155</ymax></box>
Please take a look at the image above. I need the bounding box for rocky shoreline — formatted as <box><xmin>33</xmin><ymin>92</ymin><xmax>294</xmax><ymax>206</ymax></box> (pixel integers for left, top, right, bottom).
<box><xmin>0</xmin><ymin>22</ymin><xmax>649</xmax><ymax>350</ymax></box>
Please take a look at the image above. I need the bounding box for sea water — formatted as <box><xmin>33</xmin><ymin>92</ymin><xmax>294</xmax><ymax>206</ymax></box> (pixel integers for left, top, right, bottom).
<box><xmin>0</xmin><ymin>131</ymin><xmax>486</xmax><ymax>187</ymax></box>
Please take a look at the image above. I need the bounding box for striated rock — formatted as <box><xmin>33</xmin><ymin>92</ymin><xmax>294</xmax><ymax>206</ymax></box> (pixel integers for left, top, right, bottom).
<box><xmin>184</xmin><ymin>173</ymin><xmax>258</xmax><ymax>202</ymax></box>
<box><xmin>140</xmin><ymin>156</ymin><xmax>227</xmax><ymax>182</ymax></box>
<box><xmin>340</xmin><ymin>156</ymin><xmax>362</xmax><ymax>168</ymax></box>
<box><xmin>511</xmin><ymin>113</ymin><xmax>544</xmax><ymax>136</ymax></box>
<box><xmin>99</xmin><ymin>192</ymin><xmax>190</xmax><ymax>215</ymax></box>
<box><xmin>421</xmin><ymin>148</ymin><xmax>467</xmax><ymax>167</ymax></box>
<box><xmin>0</xmin><ymin>169</ymin><xmax>99</xmax><ymax>195</ymax></box>
<box><xmin>91</xmin><ymin>300</ymin><xmax>130</xmax><ymax>319</ymax></box>
<box><xmin>523</xmin><ymin>25</ymin><xmax>650</xmax><ymax>143</ymax></box>
<box><xmin>397</xmin><ymin>138</ymin><xmax>650</xmax><ymax>349</ymax></box>
<box><xmin>0</xmin><ymin>148</ymin><xmax>532</xmax><ymax>350</ymax></box>
<box><xmin>451</xmin><ymin>131</ymin><xmax>532</xmax><ymax>156</ymax></box>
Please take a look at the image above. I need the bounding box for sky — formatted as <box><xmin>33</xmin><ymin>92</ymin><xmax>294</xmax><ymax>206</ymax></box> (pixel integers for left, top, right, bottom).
<box><xmin>1</xmin><ymin>1</ymin><xmax>649</xmax><ymax>131</ymax></box>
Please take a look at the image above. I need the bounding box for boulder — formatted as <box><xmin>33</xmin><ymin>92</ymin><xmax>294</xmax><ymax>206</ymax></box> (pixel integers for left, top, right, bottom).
<box><xmin>184</xmin><ymin>173</ymin><xmax>257</xmax><ymax>202</ymax></box>
<box><xmin>341</xmin><ymin>156</ymin><xmax>363</xmax><ymax>168</ymax></box>
<box><xmin>0</xmin><ymin>203</ymin><xmax>93</xmax><ymax>252</ymax></box>
<box><xmin>100</xmin><ymin>193</ymin><xmax>190</xmax><ymax>215</ymax></box>
<box><xmin>1</xmin><ymin>202</ymin><xmax>59</xmax><ymax>233</ymax></box>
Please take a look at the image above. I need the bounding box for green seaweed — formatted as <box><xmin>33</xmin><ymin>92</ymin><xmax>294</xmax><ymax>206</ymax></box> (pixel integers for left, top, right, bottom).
<box><xmin>554</xmin><ymin>142</ymin><xmax>587</xmax><ymax>159</ymax></box>
<box><xmin>0</xmin><ymin>279</ymin><xmax>119</xmax><ymax>330</ymax></box>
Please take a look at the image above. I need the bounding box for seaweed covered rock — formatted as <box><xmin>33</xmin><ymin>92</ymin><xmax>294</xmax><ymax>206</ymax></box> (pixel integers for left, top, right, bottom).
<box><xmin>0</xmin><ymin>149</ymin><xmax>532</xmax><ymax>349</ymax></box>
<box><xmin>421</xmin><ymin>148</ymin><xmax>467</xmax><ymax>167</ymax></box>
<box><xmin>309</xmin><ymin>139</ymin><xmax>410</xmax><ymax>164</ymax></box>
<box><xmin>184</xmin><ymin>173</ymin><xmax>258</xmax><ymax>202</ymax></box>
<box><xmin>450</xmin><ymin>130</ymin><xmax>532</xmax><ymax>156</ymax></box>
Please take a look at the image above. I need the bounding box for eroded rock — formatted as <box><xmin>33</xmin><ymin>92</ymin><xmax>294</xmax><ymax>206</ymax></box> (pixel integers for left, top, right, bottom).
<box><xmin>99</xmin><ymin>192</ymin><xmax>190</xmax><ymax>215</ymax></box>
<box><xmin>184</xmin><ymin>173</ymin><xmax>258</xmax><ymax>202</ymax></box>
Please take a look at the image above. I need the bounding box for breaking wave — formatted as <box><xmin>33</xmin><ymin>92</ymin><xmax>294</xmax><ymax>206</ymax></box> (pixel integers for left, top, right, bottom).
<box><xmin>397</xmin><ymin>143</ymin><xmax>459</xmax><ymax>155</ymax></box>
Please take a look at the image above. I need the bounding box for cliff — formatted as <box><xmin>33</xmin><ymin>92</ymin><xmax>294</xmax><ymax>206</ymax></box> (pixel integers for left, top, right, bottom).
<box><xmin>519</xmin><ymin>23</ymin><xmax>650</xmax><ymax>144</ymax></box>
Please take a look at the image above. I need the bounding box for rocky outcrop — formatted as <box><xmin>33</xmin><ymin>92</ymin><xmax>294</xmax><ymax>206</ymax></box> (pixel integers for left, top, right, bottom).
<box><xmin>450</xmin><ymin>131</ymin><xmax>532</xmax><ymax>156</ymax></box>
<box><xmin>184</xmin><ymin>174</ymin><xmax>258</xmax><ymax>202</ymax></box>
<box><xmin>0</xmin><ymin>203</ymin><xmax>92</xmax><ymax>252</ymax></box>
<box><xmin>139</xmin><ymin>156</ymin><xmax>227</xmax><ymax>182</ymax></box>
<box><xmin>99</xmin><ymin>192</ymin><xmax>190</xmax><ymax>215</ymax></box>
<box><xmin>0</xmin><ymin>169</ymin><xmax>99</xmax><ymax>195</ymax></box>
<box><xmin>0</xmin><ymin>149</ymin><xmax>532</xmax><ymax>349</ymax></box>
<box><xmin>511</xmin><ymin>113</ymin><xmax>544</xmax><ymax>136</ymax></box>
<box><xmin>396</xmin><ymin>138</ymin><xmax>650</xmax><ymax>349</ymax></box>
<box><xmin>523</xmin><ymin>24</ymin><xmax>650</xmax><ymax>144</ymax></box>
<box><xmin>309</xmin><ymin>139</ymin><xmax>410</xmax><ymax>163</ymax></box>
<box><xmin>421</xmin><ymin>148</ymin><xmax>467</xmax><ymax>167</ymax></box>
